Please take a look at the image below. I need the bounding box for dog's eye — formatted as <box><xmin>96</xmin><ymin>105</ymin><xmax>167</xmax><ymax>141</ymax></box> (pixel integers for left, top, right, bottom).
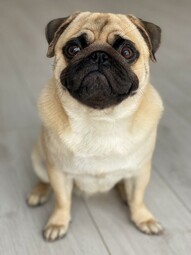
<box><xmin>120</xmin><ymin>46</ymin><xmax>134</xmax><ymax>60</ymax></box>
<box><xmin>66</xmin><ymin>44</ymin><xmax>81</xmax><ymax>57</ymax></box>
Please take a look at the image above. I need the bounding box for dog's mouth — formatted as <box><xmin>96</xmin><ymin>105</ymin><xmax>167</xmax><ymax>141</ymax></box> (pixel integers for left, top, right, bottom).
<box><xmin>76</xmin><ymin>71</ymin><xmax>113</xmax><ymax>108</ymax></box>
<box><xmin>60</xmin><ymin>46</ymin><xmax>139</xmax><ymax>109</ymax></box>
<box><xmin>80</xmin><ymin>71</ymin><xmax>111</xmax><ymax>96</ymax></box>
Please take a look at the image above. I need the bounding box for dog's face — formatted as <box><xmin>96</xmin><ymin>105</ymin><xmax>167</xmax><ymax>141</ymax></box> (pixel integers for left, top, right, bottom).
<box><xmin>46</xmin><ymin>12</ymin><xmax>161</xmax><ymax>109</ymax></box>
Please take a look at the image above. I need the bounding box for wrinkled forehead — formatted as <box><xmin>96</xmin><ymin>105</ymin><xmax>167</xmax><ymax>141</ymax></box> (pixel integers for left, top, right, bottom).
<box><xmin>57</xmin><ymin>12</ymin><xmax>146</xmax><ymax>49</ymax></box>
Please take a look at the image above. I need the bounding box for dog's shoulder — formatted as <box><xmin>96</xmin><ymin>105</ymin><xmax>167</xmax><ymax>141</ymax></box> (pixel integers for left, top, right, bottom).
<box><xmin>143</xmin><ymin>83</ymin><xmax>164</xmax><ymax>117</ymax></box>
<box><xmin>131</xmin><ymin>84</ymin><xmax>164</xmax><ymax>133</ymax></box>
<box><xmin>38</xmin><ymin>78</ymin><xmax>70</xmax><ymax>136</ymax></box>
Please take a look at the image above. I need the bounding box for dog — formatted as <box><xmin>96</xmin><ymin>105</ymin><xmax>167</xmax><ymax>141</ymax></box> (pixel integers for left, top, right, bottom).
<box><xmin>27</xmin><ymin>12</ymin><xmax>164</xmax><ymax>242</ymax></box>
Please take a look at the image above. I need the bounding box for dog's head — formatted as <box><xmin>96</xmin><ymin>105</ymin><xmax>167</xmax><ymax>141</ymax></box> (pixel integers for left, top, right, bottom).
<box><xmin>45</xmin><ymin>12</ymin><xmax>161</xmax><ymax>109</ymax></box>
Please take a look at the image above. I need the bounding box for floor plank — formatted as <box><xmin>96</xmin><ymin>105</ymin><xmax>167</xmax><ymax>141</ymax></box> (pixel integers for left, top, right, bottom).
<box><xmin>154</xmin><ymin>107</ymin><xmax>191</xmax><ymax>211</ymax></box>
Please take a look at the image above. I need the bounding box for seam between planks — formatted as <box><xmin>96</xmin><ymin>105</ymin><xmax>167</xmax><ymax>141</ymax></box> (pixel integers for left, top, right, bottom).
<box><xmin>83</xmin><ymin>199</ymin><xmax>112</xmax><ymax>255</ymax></box>
<box><xmin>155</xmin><ymin>166</ymin><xmax>191</xmax><ymax>214</ymax></box>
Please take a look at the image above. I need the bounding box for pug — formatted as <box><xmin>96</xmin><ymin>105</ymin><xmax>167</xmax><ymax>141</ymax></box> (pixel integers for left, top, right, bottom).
<box><xmin>27</xmin><ymin>12</ymin><xmax>164</xmax><ymax>241</ymax></box>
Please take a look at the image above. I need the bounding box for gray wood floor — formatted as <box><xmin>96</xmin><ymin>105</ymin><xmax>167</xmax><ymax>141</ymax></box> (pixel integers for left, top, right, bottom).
<box><xmin>0</xmin><ymin>0</ymin><xmax>191</xmax><ymax>254</ymax></box>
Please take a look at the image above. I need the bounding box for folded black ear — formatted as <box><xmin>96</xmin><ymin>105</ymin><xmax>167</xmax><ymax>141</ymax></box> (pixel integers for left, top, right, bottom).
<box><xmin>46</xmin><ymin>17</ymin><xmax>68</xmax><ymax>45</ymax></box>
<box><xmin>45</xmin><ymin>13</ymin><xmax>80</xmax><ymax>58</ymax></box>
<box><xmin>128</xmin><ymin>15</ymin><xmax>161</xmax><ymax>62</ymax></box>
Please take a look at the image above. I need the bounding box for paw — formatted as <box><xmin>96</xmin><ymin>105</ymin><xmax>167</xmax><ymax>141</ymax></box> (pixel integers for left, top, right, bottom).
<box><xmin>27</xmin><ymin>183</ymin><xmax>51</xmax><ymax>207</ymax></box>
<box><xmin>136</xmin><ymin>219</ymin><xmax>163</xmax><ymax>235</ymax></box>
<box><xmin>43</xmin><ymin>209</ymin><xmax>70</xmax><ymax>242</ymax></box>
<box><xmin>27</xmin><ymin>192</ymin><xmax>49</xmax><ymax>207</ymax></box>
<box><xmin>43</xmin><ymin>224</ymin><xmax>67</xmax><ymax>242</ymax></box>
<box><xmin>130</xmin><ymin>205</ymin><xmax>163</xmax><ymax>235</ymax></box>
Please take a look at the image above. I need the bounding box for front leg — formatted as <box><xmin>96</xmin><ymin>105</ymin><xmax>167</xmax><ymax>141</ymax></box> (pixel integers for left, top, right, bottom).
<box><xmin>43</xmin><ymin>162</ymin><xmax>73</xmax><ymax>242</ymax></box>
<box><xmin>124</xmin><ymin>161</ymin><xmax>163</xmax><ymax>235</ymax></box>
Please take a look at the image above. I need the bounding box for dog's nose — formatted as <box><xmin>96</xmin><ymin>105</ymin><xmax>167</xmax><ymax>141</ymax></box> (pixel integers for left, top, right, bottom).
<box><xmin>90</xmin><ymin>51</ymin><xmax>110</xmax><ymax>64</ymax></box>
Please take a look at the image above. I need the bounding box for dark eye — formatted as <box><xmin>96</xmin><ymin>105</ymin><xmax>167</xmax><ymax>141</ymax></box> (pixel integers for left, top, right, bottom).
<box><xmin>120</xmin><ymin>46</ymin><xmax>134</xmax><ymax>60</ymax></box>
<box><xmin>66</xmin><ymin>44</ymin><xmax>81</xmax><ymax>57</ymax></box>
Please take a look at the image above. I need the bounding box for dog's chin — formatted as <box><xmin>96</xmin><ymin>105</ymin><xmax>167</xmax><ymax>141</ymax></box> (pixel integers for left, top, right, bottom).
<box><xmin>78</xmin><ymin>72</ymin><xmax>113</xmax><ymax>109</ymax></box>
<box><xmin>61</xmin><ymin>71</ymin><xmax>131</xmax><ymax>109</ymax></box>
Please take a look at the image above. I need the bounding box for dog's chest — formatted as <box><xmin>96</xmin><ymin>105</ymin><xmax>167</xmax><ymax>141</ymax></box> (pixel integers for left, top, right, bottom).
<box><xmin>60</xmin><ymin>119</ymin><xmax>148</xmax><ymax>193</ymax></box>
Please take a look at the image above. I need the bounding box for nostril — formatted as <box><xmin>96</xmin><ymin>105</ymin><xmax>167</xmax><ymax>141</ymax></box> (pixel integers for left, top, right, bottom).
<box><xmin>100</xmin><ymin>53</ymin><xmax>109</xmax><ymax>63</ymax></box>
<box><xmin>91</xmin><ymin>52</ymin><xmax>99</xmax><ymax>62</ymax></box>
<box><xmin>101</xmin><ymin>52</ymin><xmax>109</xmax><ymax>61</ymax></box>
